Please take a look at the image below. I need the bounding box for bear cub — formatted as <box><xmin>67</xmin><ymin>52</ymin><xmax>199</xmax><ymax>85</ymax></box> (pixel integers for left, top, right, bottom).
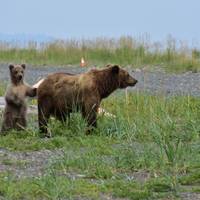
<box><xmin>1</xmin><ymin>64</ymin><xmax>37</xmax><ymax>133</ymax></box>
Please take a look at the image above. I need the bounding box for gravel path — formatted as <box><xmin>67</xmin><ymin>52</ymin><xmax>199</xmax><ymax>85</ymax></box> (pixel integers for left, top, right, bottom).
<box><xmin>0</xmin><ymin>63</ymin><xmax>200</xmax><ymax>96</ymax></box>
<box><xmin>1</xmin><ymin>64</ymin><xmax>200</xmax><ymax>111</ymax></box>
<box><xmin>0</xmin><ymin>147</ymin><xmax>63</xmax><ymax>178</ymax></box>
<box><xmin>134</xmin><ymin>69</ymin><xmax>200</xmax><ymax>96</ymax></box>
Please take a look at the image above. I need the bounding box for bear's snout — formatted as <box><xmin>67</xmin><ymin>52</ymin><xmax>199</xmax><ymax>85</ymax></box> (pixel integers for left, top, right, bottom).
<box><xmin>18</xmin><ymin>74</ymin><xmax>23</xmax><ymax>80</ymax></box>
<box><xmin>134</xmin><ymin>79</ymin><xmax>138</xmax><ymax>85</ymax></box>
<box><xmin>128</xmin><ymin>76</ymin><xmax>138</xmax><ymax>86</ymax></box>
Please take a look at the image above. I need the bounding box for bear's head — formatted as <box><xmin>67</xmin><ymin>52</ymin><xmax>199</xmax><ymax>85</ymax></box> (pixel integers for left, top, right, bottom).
<box><xmin>9</xmin><ymin>64</ymin><xmax>26</xmax><ymax>84</ymax></box>
<box><xmin>110</xmin><ymin>65</ymin><xmax>138</xmax><ymax>88</ymax></box>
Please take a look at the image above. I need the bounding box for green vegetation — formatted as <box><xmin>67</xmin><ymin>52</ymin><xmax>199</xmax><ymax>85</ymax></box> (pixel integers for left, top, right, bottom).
<box><xmin>0</xmin><ymin>82</ymin><xmax>6</xmax><ymax>96</ymax></box>
<box><xmin>0</xmin><ymin>36</ymin><xmax>200</xmax><ymax>72</ymax></box>
<box><xmin>0</xmin><ymin>92</ymin><xmax>199</xmax><ymax>199</ymax></box>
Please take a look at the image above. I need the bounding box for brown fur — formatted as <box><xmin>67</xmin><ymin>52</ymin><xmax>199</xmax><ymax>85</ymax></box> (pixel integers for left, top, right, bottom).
<box><xmin>37</xmin><ymin>65</ymin><xmax>138</xmax><ymax>136</ymax></box>
<box><xmin>1</xmin><ymin>64</ymin><xmax>37</xmax><ymax>133</ymax></box>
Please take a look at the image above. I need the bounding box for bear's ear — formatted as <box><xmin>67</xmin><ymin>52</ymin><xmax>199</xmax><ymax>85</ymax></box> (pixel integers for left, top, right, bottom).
<box><xmin>106</xmin><ymin>64</ymin><xmax>112</xmax><ymax>68</ymax></box>
<box><xmin>21</xmin><ymin>64</ymin><xmax>26</xmax><ymax>69</ymax></box>
<box><xmin>111</xmin><ymin>65</ymin><xmax>119</xmax><ymax>74</ymax></box>
<box><xmin>9</xmin><ymin>64</ymin><xmax>14</xmax><ymax>71</ymax></box>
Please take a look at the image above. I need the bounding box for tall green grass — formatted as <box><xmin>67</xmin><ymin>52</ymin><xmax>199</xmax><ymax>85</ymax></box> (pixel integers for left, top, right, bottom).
<box><xmin>0</xmin><ymin>92</ymin><xmax>199</xmax><ymax>199</ymax></box>
<box><xmin>0</xmin><ymin>35</ymin><xmax>200</xmax><ymax>72</ymax></box>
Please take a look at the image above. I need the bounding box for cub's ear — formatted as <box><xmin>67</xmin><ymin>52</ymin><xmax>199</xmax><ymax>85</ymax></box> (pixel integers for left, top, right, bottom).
<box><xmin>21</xmin><ymin>64</ymin><xmax>26</xmax><ymax>69</ymax></box>
<box><xmin>9</xmin><ymin>64</ymin><xmax>14</xmax><ymax>71</ymax></box>
<box><xmin>111</xmin><ymin>65</ymin><xmax>119</xmax><ymax>74</ymax></box>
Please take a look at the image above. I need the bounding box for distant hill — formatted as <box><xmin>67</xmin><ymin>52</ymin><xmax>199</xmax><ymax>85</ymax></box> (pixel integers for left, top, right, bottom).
<box><xmin>0</xmin><ymin>33</ymin><xmax>55</xmax><ymax>44</ymax></box>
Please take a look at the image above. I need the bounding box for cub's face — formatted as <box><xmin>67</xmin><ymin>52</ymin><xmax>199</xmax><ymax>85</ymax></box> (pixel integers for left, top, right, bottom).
<box><xmin>9</xmin><ymin>64</ymin><xmax>26</xmax><ymax>82</ymax></box>
<box><xmin>111</xmin><ymin>65</ymin><xmax>138</xmax><ymax>88</ymax></box>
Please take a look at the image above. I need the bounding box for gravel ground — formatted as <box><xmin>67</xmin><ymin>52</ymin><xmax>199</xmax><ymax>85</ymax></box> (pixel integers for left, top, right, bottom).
<box><xmin>0</xmin><ymin>63</ymin><xmax>200</xmax><ymax>96</ymax></box>
<box><xmin>0</xmin><ymin>64</ymin><xmax>200</xmax><ymax>112</ymax></box>
<box><xmin>0</xmin><ymin>147</ymin><xmax>64</xmax><ymax>178</ymax></box>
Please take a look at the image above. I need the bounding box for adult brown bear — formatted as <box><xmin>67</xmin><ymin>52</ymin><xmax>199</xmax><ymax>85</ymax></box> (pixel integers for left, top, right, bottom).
<box><xmin>37</xmin><ymin>65</ymin><xmax>137</xmax><ymax>137</ymax></box>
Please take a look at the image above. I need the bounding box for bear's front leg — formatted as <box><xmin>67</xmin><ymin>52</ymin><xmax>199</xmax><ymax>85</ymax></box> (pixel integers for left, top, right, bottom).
<box><xmin>38</xmin><ymin>100</ymin><xmax>51</xmax><ymax>137</ymax></box>
<box><xmin>26</xmin><ymin>87</ymin><xmax>37</xmax><ymax>97</ymax></box>
<box><xmin>82</xmin><ymin>102</ymin><xmax>98</xmax><ymax>134</ymax></box>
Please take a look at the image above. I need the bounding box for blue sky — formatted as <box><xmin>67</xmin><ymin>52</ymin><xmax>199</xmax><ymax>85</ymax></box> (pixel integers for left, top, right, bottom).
<box><xmin>0</xmin><ymin>0</ymin><xmax>199</xmax><ymax>43</ymax></box>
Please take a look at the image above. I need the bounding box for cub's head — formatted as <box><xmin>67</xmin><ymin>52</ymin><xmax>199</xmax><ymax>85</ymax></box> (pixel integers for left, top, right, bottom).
<box><xmin>9</xmin><ymin>64</ymin><xmax>26</xmax><ymax>83</ymax></box>
<box><xmin>109</xmin><ymin>65</ymin><xmax>138</xmax><ymax>88</ymax></box>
